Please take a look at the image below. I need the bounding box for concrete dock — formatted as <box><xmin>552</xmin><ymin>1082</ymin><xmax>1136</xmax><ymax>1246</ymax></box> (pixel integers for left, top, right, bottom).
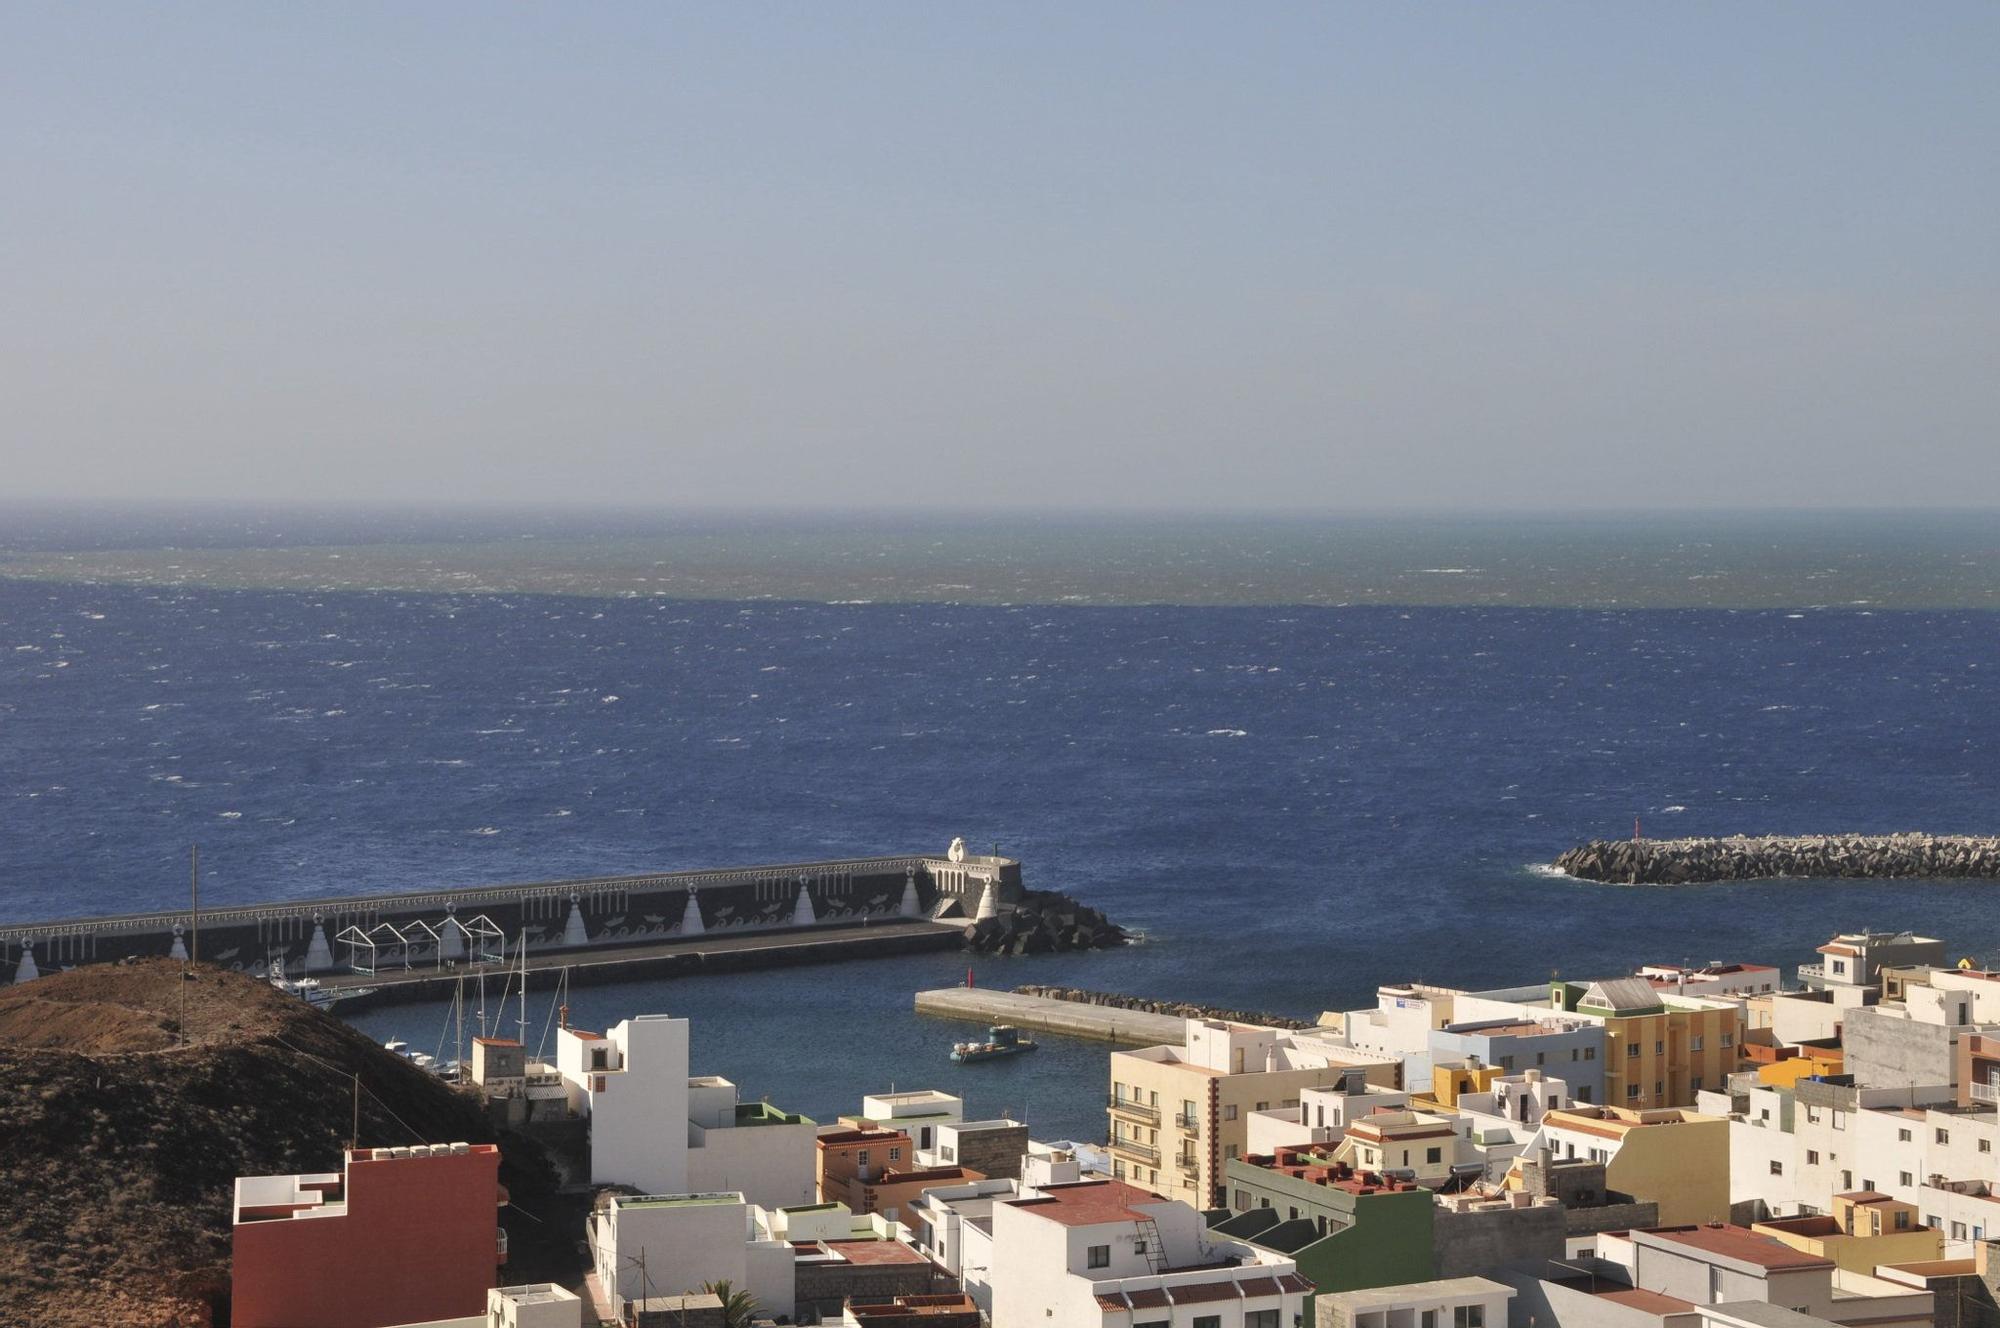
<box><xmin>914</xmin><ymin>987</ymin><xmax>1186</xmax><ymax>1046</ymax></box>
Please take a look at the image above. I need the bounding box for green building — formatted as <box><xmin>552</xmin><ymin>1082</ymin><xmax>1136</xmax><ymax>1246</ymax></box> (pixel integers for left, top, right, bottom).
<box><xmin>1209</xmin><ymin>1151</ymin><xmax>1435</xmax><ymax>1321</ymax></box>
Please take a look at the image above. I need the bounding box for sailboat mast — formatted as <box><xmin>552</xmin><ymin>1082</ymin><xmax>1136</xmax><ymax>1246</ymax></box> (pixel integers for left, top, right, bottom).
<box><xmin>517</xmin><ymin>930</ymin><xmax>527</xmax><ymax>1045</ymax></box>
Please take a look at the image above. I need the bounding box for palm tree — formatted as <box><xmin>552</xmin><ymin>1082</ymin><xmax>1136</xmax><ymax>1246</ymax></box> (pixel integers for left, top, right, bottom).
<box><xmin>701</xmin><ymin>1279</ymin><xmax>758</xmax><ymax>1328</ymax></box>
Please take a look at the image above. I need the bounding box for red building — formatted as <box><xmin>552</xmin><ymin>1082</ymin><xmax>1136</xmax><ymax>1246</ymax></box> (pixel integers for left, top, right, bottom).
<box><xmin>231</xmin><ymin>1142</ymin><xmax>504</xmax><ymax>1328</ymax></box>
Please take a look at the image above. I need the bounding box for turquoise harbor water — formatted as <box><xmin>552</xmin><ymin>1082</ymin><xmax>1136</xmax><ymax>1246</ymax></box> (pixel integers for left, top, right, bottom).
<box><xmin>3</xmin><ymin>509</ymin><xmax>1998</xmax><ymax>1142</ymax></box>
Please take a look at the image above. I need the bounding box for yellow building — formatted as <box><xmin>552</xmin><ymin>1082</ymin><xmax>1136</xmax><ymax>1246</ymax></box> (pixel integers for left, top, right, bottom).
<box><xmin>1423</xmin><ymin>1061</ymin><xmax>1505</xmax><ymax>1109</ymax></box>
<box><xmin>1754</xmin><ymin>1192</ymin><xmax>1940</xmax><ymax>1272</ymax></box>
<box><xmin>1109</xmin><ymin>1021</ymin><xmax>1394</xmax><ymax>1208</ymax></box>
<box><xmin>1755</xmin><ymin>1045</ymin><xmax>1845</xmax><ymax>1089</ymax></box>
<box><xmin>1509</xmin><ymin>1104</ymin><xmax>1730</xmax><ymax>1225</ymax></box>
<box><xmin>1552</xmin><ymin>978</ymin><xmax>1743</xmax><ymax>1108</ymax></box>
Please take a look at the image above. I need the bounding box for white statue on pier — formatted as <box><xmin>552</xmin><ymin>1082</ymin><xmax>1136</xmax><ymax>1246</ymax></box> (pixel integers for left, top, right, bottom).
<box><xmin>13</xmin><ymin>941</ymin><xmax>37</xmax><ymax>984</ymax></box>
<box><xmin>974</xmin><ymin>876</ymin><xmax>1000</xmax><ymax>922</ymax></box>
<box><xmin>304</xmin><ymin>917</ymin><xmax>334</xmax><ymax>973</ymax></box>
<box><xmin>563</xmin><ymin>893</ymin><xmax>590</xmax><ymax>948</ymax></box>
<box><xmin>948</xmin><ymin>836</ymin><xmax>967</xmax><ymax>864</ymax></box>
<box><xmin>898</xmin><ymin>867</ymin><xmax>921</xmax><ymax>918</ymax></box>
<box><xmin>791</xmin><ymin>880</ymin><xmax>818</xmax><ymax>928</ymax></box>
<box><xmin>679</xmin><ymin>889</ymin><xmax>705</xmax><ymax>937</ymax></box>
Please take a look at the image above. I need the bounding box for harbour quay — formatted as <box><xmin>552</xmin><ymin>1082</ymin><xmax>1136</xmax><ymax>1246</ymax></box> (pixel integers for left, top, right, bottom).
<box><xmin>1</xmin><ymin>845</ymin><xmax>1024</xmax><ymax>994</ymax></box>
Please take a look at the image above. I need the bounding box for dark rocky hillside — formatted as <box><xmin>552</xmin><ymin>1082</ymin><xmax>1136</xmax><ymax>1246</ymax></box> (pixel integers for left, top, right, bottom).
<box><xmin>0</xmin><ymin>959</ymin><xmax>574</xmax><ymax>1327</ymax></box>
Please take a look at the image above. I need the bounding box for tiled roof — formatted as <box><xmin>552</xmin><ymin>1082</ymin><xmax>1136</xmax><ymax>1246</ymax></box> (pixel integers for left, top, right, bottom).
<box><xmin>1005</xmin><ymin>1179</ymin><xmax>1166</xmax><ymax>1228</ymax></box>
<box><xmin>1645</xmin><ymin>1224</ymin><xmax>1836</xmax><ymax>1271</ymax></box>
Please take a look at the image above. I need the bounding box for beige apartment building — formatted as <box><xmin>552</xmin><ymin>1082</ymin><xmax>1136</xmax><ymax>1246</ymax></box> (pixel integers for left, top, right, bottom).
<box><xmin>1108</xmin><ymin>1020</ymin><xmax>1396</xmax><ymax>1208</ymax></box>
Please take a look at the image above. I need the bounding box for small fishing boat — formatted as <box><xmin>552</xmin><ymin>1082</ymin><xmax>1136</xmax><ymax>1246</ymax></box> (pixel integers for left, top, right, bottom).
<box><xmin>269</xmin><ymin>958</ymin><xmax>372</xmax><ymax>1009</ymax></box>
<box><xmin>950</xmin><ymin>1024</ymin><xmax>1037</xmax><ymax>1063</ymax></box>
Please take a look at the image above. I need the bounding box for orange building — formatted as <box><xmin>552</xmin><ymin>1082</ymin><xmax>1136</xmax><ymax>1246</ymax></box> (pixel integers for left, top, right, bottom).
<box><xmin>231</xmin><ymin>1142</ymin><xmax>504</xmax><ymax>1328</ymax></box>
<box><xmin>816</xmin><ymin>1126</ymin><xmax>914</xmax><ymax>1207</ymax></box>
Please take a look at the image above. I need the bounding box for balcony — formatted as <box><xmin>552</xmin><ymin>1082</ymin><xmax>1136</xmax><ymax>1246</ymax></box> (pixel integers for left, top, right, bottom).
<box><xmin>1109</xmin><ymin>1095</ymin><xmax>1161</xmax><ymax>1125</ymax></box>
<box><xmin>1972</xmin><ymin>1082</ymin><xmax>1999</xmax><ymax>1106</ymax></box>
<box><xmin>1176</xmin><ymin>1113</ymin><xmax>1199</xmax><ymax>1133</ymax></box>
<box><xmin>1109</xmin><ymin>1136</ymin><xmax>1160</xmax><ymax>1166</ymax></box>
<box><xmin>1177</xmin><ymin>1153</ymin><xmax>1199</xmax><ymax>1175</ymax></box>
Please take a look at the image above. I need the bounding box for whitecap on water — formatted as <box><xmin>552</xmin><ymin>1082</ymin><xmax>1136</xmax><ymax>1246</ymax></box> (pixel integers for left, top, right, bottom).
<box><xmin>1207</xmin><ymin>728</ymin><xmax>1249</xmax><ymax>738</ymax></box>
<box><xmin>1525</xmin><ymin>862</ymin><xmax>1569</xmax><ymax>878</ymax></box>
<box><xmin>218</xmin><ymin>811</ymin><xmax>242</xmax><ymax>819</ymax></box>
<box><xmin>468</xmin><ymin>826</ymin><xmax>501</xmax><ymax>836</ymax></box>
<box><xmin>601</xmin><ymin>694</ymin><xmax>620</xmax><ymax>703</ymax></box>
<box><xmin>1662</xmin><ymin>805</ymin><xmax>1687</xmax><ymax>813</ymax></box>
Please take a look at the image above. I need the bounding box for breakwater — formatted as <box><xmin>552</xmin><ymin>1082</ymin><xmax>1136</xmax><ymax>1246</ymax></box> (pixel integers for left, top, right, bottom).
<box><xmin>1011</xmin><ymin>985</ymin><xmax>1312</xmax><ymax>1030</ymax></box>
<box><xmin>1553</xmin><ymin>833</ymin><xmax>2000</xmax><ymax>885</ymax></box>
<box><xmin>2</xmin><ymin>847</ymin><xmax>1025</xmax><ymax>985</ymax></box>
<box><xmin>961</xmin><ymin>891</ymin><xmax>1125</xmax><ymax>954</ymax></box>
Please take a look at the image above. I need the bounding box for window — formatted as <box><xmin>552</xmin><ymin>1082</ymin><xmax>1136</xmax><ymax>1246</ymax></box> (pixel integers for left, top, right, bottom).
<box><xmin>590</xmin><ymin>1047</ymin><xmax>609</xmax><ymax>1070</ymax></box>
<box><xmin>1247</xmin><ymin>1314</ymin><xmax>1279</xmax><ymax>1328</ymax></box>
<box><xmin>1691</xmin><ymin>1035</ymin><xmax>1704</xmax><ymax>1052</ymax></box>
<box><xmin>1255</xmin><ymin>1101</ymin><xmax>1269</xmax><ymax>1112</ymax></box>
<box><xmin>1235</xmin><ymin>1190</ymin><xmax>1251</xmax><ymax>1209</ymax></box>
<box><xmin>1585</xmin><ymin>1047</ymin><xmax>1597</xmax><ymax>1060</ymax></box>
<box><xmin>1226</xmin><ymin>1143</ymin><xmax>1240</xmax><ymax>1160</ymax></box>
<box><xmin>1626</xmin><ymin>1084</ymin><xmax>1640</xmax><ymax>1100</ymax></box>
<box><xmin>1900</xmin><ymin>1171</ymin><xmax>1914</xmax><ymax>1186</ymax></box>
<box><xmin>1771</xmin><ymin>1161</ymin><xmax>1784</xmax><ymax>1175</ymax></box>
<box><xmin>1537</xmin><ymin>1052</ymin><xmax>1546</xmax><ymax>1066</ymax></box>
<box><xmin>1194</xmin><ymin>1317</ymin><xmax>1222</xmax><ymax>1328</ymax></box>
<box><xmin>1627</xmin><ymin>1044</ymin><xmax>1640</xmax><ymax>1059</ymax></box>
<box><xmin>858</xmin><ymin>1150</ymin><xmax>870</xmax><ymax>1166</ymax></box>
<box><xmin>1721</xmin><ymin>1033</ymin><xmax>1733</xmax><ymax>1047</ymax></box>
<box><xmin>1938</xmin><ymin>1128</ymin><xmax>1950</xmax><ymax>1145</ymax></box>
<box><xmin>1655</xmin><ymin>1081</ymin><xmax>1664</xmax><ymax>1099</ymax></box>
<box><xmin>1578</xmin><ymin>1087</ymin><xmax>1592</xmax><ymax>1104</ymax></box>
<box><xmin>1842</xmin><ymin>1171</ymin><xmax>1853</xmax><ymax>1190</ymax></box>
<box><xmin>1224</xmin><ymin>1104</ymin><xmax>1239</xmax><ymax>1121</ymax></box>
<box><xmin>1807</xmin><ymin>1150</ymin><xmax>1820</xmax><ymax>1164</ymax></box>
<box><xmin>1899</xmin><ymin>1129</ymin><xmax>1913</xmax><ymax>1143</ymax></box>
<box><xmin>1982</xmin><ymin>1140</ymin><xmax>1992</xmax><ymax>1155</ymax></box>
<box><xmin>1135</xmin><ymin>1237</ymin><xmax>1149</xmax><ymax>1254</ymax></box>
<box><xmin>888</xmin><ymin>1147</ymin><xmax>901</xmax><ymax>1161</ymax></box>
<box><xmin>1454</xmin><ymin>1305</ymin><xmax>1486</xmax><ymax>1328</ymax></box>
<box><xmin>1087</xmin><ymin>1244</ymin><xmax>1110</xmax><ymax>1268</ymax></box>
<box><xmin>1655</xmin><ymin>1040</ymin><xmax>1665</xmax><ymax>1055</ymax></box>
<box><xmin>1692</xmin><ymin>1077</ymin><xmax>1703</xmax><ymax>1093</ymax></box>
<box><xmin>1423</xmin><ymin>1313</ymin><xmax>1437</xmax><ymax>1328</ymax></box>
<box><xmin>1427</xmin><ymin>1147</ymin><xmax>1443</xmax><ymax>1164</ymax></box>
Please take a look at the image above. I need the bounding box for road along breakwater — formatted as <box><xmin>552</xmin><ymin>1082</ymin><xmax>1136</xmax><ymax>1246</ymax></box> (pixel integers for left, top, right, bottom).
<box><xmin>1554</xmin><ymin>833</ymin><xmax>2000</xmax><ymax>885</ymax></box>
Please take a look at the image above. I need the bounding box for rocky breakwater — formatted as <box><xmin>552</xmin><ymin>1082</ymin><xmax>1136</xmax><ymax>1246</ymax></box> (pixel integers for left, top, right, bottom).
<box><xmin>1554</xmin><ymin>833</ymin><xmax>2000</xmax><ymax>885</ymax></box>
<box><xmin>961</xmin><ymin>889</ymin><xmax>1127</xmax><ymax>955</ymax></box>
<box><xmin>1013</xmin><ymin>985</ymin><xmax>1312</xmax><ymax>1029</ymax></box>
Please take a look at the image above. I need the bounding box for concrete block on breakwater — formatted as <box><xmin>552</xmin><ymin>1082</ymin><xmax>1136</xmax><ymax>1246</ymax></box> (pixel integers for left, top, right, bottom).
<box><xmin>1553</xmin><ymin>833</ymin><xmax>2000</xmax><ymax>885</ymax></box>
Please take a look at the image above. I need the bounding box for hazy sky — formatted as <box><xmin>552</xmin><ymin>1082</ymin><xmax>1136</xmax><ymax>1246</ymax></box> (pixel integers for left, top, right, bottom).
<box><xmin>3</xmin><ymin>4</ymin><xmax>1995</xmax><ymax>511</ymax></box>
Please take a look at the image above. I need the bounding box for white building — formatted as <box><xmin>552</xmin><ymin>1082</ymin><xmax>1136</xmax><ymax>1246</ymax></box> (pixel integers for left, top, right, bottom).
<box><xmin>557</xmin><ymin>1016</ymin><xmax>816</xmax><ymax>1207</ymax></box>
<box><xmin>1246</xmin><ymin>1079</ymin><xmax>1409</xmax><ymax>1156</ymax></box>
<box><xmin>910</xmin><ymin>1145</ymin><xmax>1086</xmax><ymax>1318</ymax></box>
<box><xmin>590</xmin><ymin>1190</ymin><xmax>917</xmax><ymax>1323</ymax></box>
<box><xmin>1315</xmin><ymin>1277</ymin><xmax>1513</xmax><ymax>1328</ymax></box>
<box><xmin>1334</xmin><ymin>984</ymin><xmax>1462</xmax><ymax>1086</ymax></box>
<box><xmin>986</xmin><ymin>1176</ymin><xmax>1310</xmax><ymax>1328</ymax></box>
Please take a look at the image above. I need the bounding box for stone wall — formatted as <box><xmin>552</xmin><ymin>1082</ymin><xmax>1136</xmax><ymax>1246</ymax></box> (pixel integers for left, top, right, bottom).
<box><xmin>1554</xmin><ymin>833</ymin><xmax>2000</xmax><ymax>885</ymax></box>
<box><xmin>1012</xmin><ymin>985</ymin><xmax>1309</xmax><ymax>1029</ymax></box>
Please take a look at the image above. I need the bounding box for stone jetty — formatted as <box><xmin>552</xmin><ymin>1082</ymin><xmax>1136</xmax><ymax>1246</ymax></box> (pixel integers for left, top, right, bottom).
<box><xmin>1553</xmin><ymin>833</ymin><xmax>2000</xmax><ymax>885</ymax></box>
<box><xmin>1011</xmin><ymin>985</ymin><xmax>1311</xmax><ymax>1030</ymax></box>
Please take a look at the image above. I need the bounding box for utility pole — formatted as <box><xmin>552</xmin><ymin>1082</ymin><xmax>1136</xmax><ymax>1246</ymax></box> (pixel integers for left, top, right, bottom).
<box><xmin>189</xmin><ymin>844</ymin><xmax>201</xmax><ymax>966</ymax></box>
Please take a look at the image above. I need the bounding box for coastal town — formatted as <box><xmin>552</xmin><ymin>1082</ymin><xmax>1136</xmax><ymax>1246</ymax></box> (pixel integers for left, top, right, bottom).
<box><xmin>23</xmin><ymin>924</ymin><xmax>2000</xmax><ymax>1328</ymax></box>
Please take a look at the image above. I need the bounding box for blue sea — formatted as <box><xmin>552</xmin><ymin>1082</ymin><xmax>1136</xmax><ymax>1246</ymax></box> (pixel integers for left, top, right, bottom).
<box><xmin>2</xmin><ymin>510</ymin><xmax>1997</xmax><ymax>1143</ymax></box>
